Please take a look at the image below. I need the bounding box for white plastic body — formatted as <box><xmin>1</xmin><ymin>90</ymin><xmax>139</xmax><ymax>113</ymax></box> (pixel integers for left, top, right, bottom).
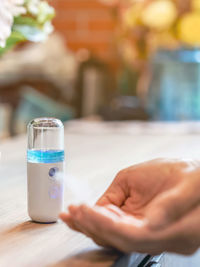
<box><xmin>27</xmin><ymin>162</ymin><xmax>64</xmax><ymax>223</ymax></box>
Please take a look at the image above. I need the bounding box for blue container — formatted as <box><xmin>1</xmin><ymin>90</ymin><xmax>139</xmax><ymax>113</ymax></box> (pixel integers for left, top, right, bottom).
<box><xmin>147</xmin><ymin>49</ymin><xmax>200</xmax><ymax>121</ymax></box>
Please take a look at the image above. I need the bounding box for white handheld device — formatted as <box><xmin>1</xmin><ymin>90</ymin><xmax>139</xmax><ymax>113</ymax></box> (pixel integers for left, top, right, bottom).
<box><xmin>27</xmin><ymin>118</ymin><xmax>65</xmax><ymax>223</ymax></box>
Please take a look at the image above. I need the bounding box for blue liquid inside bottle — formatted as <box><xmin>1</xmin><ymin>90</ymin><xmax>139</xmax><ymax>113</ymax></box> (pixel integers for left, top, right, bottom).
<box><xmin>27</xmin><ymin>150</ymin><xmax>65</xmax><ymax>163</ymax></box>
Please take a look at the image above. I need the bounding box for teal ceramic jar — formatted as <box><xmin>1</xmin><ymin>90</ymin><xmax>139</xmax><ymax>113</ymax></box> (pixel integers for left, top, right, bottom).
<box><xmin>147</xmin><ymin>49</ymin><xmax>200</xmax><ymax>121</ymax></box>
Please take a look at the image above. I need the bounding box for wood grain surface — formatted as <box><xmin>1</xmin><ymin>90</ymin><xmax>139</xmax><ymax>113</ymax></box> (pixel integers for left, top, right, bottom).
<box><xmin>1</xmin><ymin>121</ymin><xmax>200</xmax><ymax>267</ymax></box>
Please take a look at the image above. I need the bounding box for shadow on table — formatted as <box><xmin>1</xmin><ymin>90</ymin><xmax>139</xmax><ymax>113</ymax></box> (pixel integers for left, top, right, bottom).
<box><xmin>48</xmin><ymin>248</ymin><xmax>123</xmax><ymax>267</ymax></box>
<box><xmin>48</xmin><ymin>248</ymin><xmax>150</xmax><ymax>267</ymax></box>
<box><xmin>0</xmin><ymin>221</ymin><xmax>149</xmax><ymax>267</ymax></box>
<box><xmin>1</xmin><ymin>220</ymin><xmax>55</xmax><ymax>236</ymax></box>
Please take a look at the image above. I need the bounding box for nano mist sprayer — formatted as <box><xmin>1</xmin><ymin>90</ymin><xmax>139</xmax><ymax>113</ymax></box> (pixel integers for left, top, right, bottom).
<box><xmin>27</xmin><ymin>118</ymin><xmax>65</xmax><ymax>223</ymax></box>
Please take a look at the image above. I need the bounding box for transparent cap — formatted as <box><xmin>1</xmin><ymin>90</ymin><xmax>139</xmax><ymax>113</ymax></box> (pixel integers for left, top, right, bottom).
<box><xmin>27</xmin><ymin>118</ymin><xmax>64</xmax><ymax>150</ymax></box>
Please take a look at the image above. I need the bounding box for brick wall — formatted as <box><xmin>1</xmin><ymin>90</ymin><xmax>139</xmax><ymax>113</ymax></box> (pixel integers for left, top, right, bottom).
<box><xmin>50</xmin><ymin>0</ymin><xmax>116</xmax><ymax>63</ymax></box>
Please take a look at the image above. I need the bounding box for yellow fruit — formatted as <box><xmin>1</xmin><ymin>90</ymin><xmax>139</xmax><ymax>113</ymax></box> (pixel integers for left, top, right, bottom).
<box><xmin>123</xmin><ymin>4</ymin><xmax>143</xmax><ymax>28</ymax></box>
<box><xmin>192</xmin><ymin>0</ymin><xmax>200</xmax><ymax>11</ymax></box>
<box><xmin>178</xmin><ymin>13</ymin><xmax>200</xmax><ymax>46</ymax></box>
<box><xmin>141</xmin><ymin>0</ymin><xmax>177</xmax><ymax>30</ymax></box>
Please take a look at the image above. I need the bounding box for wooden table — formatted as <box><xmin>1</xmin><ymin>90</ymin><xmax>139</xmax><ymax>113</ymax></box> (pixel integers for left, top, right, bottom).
<box><xmin>1</xmin><ymin>121</ymin><xmax>200</xmax><ymax>267</ymax></box>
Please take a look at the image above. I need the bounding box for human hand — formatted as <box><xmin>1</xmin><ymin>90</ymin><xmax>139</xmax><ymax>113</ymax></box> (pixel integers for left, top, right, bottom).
<box><xmin>60</xmin><ymin>159</ymin><xmax>200</xmax><ymax>255</ymax></box>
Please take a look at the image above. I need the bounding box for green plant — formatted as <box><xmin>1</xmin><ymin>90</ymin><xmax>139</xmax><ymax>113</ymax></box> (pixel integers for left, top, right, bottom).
<box><xmin>0</xmin><ymin>0</ymin><xmax>55</xmax><ymax>56</ymax></box>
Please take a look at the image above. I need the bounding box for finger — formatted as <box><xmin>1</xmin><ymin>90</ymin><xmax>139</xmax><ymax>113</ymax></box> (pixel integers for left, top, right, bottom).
<box><xmin>68</xmin><ymin>205</ymin><xmax>200</xmax><ymax>255</ymax></box>
<box><xmin>68</xmin><ymin>204</ymin><xmax>120</xmax><ymax>228</ymax></box>
<box><xmin>96</xmin><ymin>173</ymin><xmax>128</xmax><ymax>207</ymax></box>
<box><xmin>59</xmin><ymin>212</ymin><xmax>81</xmax><ymax>232</ymax></box>
<box><xmin>70</xmin><ymin>205</ymin><xmax>194</xmax><ymax>255</ymax></box>
<box><xmin>69</xmin><ymin>204</ymin><xmax>150</xmax><ymax>253</ymax></box>
<box><xmin>80</xmin><ymin>206</ymin><xmax>173</xmax><ymax>254</ymax></box>
<box><xmin>67</xmin><ymin>205</ymin><xmax>111</xmax><ymax>247</ymax></box>
<box><xmin>146</xmin><ymin>177</ymin><xmax>200</xmax><ymax>230</ymax></box>
<box><xmin>68</xmin><ymin>205</ymin><xmax>123</xmax><ymax>244</ymax></box>
<box><xmin>60</xmin><ymin>207</ymin><xmax>106</xmax><ymax>245</ymax></box>
<box><xmin>75</xmin><ymin>205</ymin><xmax>130</xmax><ymax>250</ymax></box>
<box><xmin>60</xmin><ymin>206</ymin><xmax>93</xmax><ymax>234</ymax></box>
<box><xmin>67</xmin><ymin>205</ymin><xmax>93</xmax><ymax>235</ymax></box>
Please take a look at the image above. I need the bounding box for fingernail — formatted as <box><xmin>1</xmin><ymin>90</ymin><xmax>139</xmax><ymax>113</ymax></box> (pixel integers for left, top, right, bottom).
<box><xmin>68</xmin><ymin>205</ymin><xmax>78</xmax><ymax>215</ymax></box>
<box><xmin>59</xmin><ymin>212</ymin><xmax>69</xmax><ymax>221</ymax></box>
<box><xmin>59</xmin><ymin>213</ymin><xmax>65</xmax><ymax>220</ymax></box>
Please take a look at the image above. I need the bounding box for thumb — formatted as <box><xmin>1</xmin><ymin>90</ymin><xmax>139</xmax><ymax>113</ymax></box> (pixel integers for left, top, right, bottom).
<box><xmin>146</xmin><ymin>180</ymin><xmax>200</xmax><ymax>230</ymax></box>
<box><xmin>96</xmin><ymin>173</ymin><xmax>127</xmax><ymax>207</ymax></box>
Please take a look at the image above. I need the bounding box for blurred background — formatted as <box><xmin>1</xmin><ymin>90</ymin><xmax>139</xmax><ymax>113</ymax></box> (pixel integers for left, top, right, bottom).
<box><xmin>1</xmin><ymin>0</ymin><xmax>200</xmax><ymax>139</ymax></box>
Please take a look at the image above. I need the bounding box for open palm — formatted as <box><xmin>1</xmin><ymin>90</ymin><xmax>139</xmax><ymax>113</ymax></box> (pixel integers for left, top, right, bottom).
<box><xmin>60</xmin><ymin>159</ymin><xmax>200</xmax><ymax>255</ymax></box>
